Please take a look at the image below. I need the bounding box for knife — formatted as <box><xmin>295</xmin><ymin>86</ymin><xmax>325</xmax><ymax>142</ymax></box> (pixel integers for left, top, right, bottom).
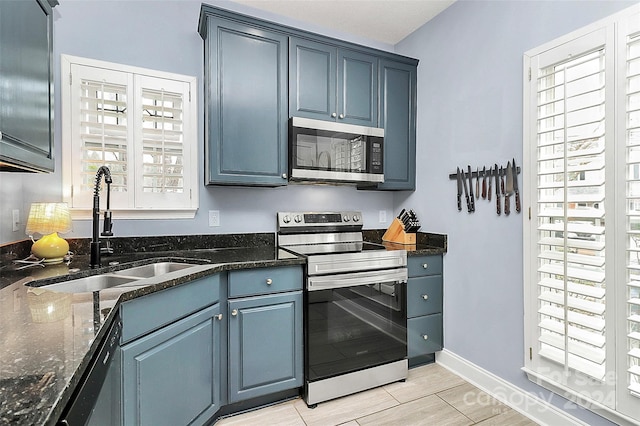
<box><xmin>495</xmin><ymin>163</ymin><xmax>501</xmax><ymax>215</ymax></box>
<box><xmin>456</xmin><ymin>168</ymin><xmax>462</xmax><ymax>211</ymax></box>
<box><xmin>475</xmin><ymin>167</ymin><xmax>480</xmax><ymax>199</ymax></box>
<box><xmin>513</xmin><ymin>158</ymin><xmax>521</xmax><ymax>213</ymax></box>
<box><xmin>468</xmin><ymin>165</ymin><xmax>475</xmax><ymax>212</ymax></box>
<box><xmin>461</xmin><ymin>167</ymin><xmax>471</xmax><ymax>213</ymax></box>
<box><xmin>481</xmin><ymin>166</ymin><xmax>486</xmax><ymax>199</ymax></box>
<box><xmin>505</xmin><ymin>161</ymin><xmax>513</xmax><ymax>216</ymax></box>
<box><xmin>487</xmin><ymin>166</ymin><xmax>492</xmax><ymax>202</ymax></box>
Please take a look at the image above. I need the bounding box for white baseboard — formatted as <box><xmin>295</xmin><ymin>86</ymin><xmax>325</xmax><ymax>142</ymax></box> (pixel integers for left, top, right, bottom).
<box><xmin>435</xmin><ymin>349</ymin><xmax>588</xmax><ymax>426</ymax></box>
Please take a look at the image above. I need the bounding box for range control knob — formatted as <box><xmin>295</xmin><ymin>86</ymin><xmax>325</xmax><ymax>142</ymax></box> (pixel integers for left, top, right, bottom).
<box><xmin>282</xmin><ymin>215</ymin><xmax>291</xmax><ymax>224</ymax></box>
<box><xmin>343</xmin><ymin>215</ymin><xmax>350</xmax><ymax>222</ymax></box>
<box><xmin>294</xmin><ymin>214</ymin><xmax>303</xmax><ymax>223</ymax></box>
<box><xmin>352</xmin><ymin>215</ymin><xmax>360</xmax><ymax>222</ymax></box>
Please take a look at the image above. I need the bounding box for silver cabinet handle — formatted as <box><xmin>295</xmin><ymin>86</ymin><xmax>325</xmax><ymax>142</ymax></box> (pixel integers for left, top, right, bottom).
<box><xmin>422</xmin><ymin>263</ymin><xmax>428</xmax><ymax>269</ymax></box>
<box><xmin>231</xmin><ymin>309</ymin><xmax>238</xmax><ymax>316</ymax></box>
<box><xmin>215</xmin><ymin>314</ymin><xmax>223</xmax><ymax>320</ymax></box>
<box><xmin>266</xmin><ymin>278</ymin><xmax>273</xmax><ymax>285</ymax></box>
<box><xmin>422</xmin><ymin>294</ymin><xmax>429</xmax><ymax>300</ymax></box>
<box><xmin>422</xmin><ymin>334</ymin><xmax>429</xmax><ymax>340</ymax></box>
<box><xmin>339</xmin><ymin>113</ymin><xmax>344</xmax><ymax>119</ymax></box>
<box><xmin>282</xmin><ymin>173</ymin><xmax>287</xmax><ymax>179</ymax></box>
<box><xmin>331</xmin><ymin>112</ymin><xmax>337</xmax><ymax>118</ymax></box>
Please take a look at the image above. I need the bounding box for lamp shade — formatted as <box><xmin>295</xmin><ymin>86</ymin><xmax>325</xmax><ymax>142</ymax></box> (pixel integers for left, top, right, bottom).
<box><xmin>25</xmin><ymin>203</ymin><xmax>72</xmax><ymax>236</ymax></box>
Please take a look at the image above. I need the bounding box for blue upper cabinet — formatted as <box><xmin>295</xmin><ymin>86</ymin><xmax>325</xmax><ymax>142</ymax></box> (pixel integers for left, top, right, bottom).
<box><xmin>0</xmin><ymin>0</ymin><xmax>55</xmax><ymax>173</ymax></box>
<box><xmin>375</xmin><ymin>59</ymin><xmax>417</xmax><ymax>191</ymax></box>
<box><xmin>290</xmin><ymin>37</ymin><xmax>378</xmax><ymax>127</ymax></box>
<box><xmin>200</xmin><ymin>15</ymin><xmax>289</xmax><ymax>186</ymax></box>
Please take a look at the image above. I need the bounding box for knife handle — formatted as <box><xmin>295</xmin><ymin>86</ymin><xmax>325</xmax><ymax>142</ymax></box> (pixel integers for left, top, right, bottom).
<box><xmin>482</xmin><ymin>177</ymin><xmax>486</xmax><ymax>199</ymax></box>
<box><xmin>515</xmin><ymin>190</ymin><xmax>521</xmax><ymax>213</ymax></box>
<box><xmin>457</xmin><ymin>195</ymin><xmax>462</xmax><ymax>212</ymax></box>
<box><xmin>496</xmin><ymin>193</ymin><xmax>501</xmax><ymax>215</ymax></box>
<box><xmin>505</xmin><ymin>193</ymin><xmax>511</xmax><ymax>216</ymax></box>
<box><xmin>466</xmin><ymin>195</ymin><xmax>471</xmax><ymax>213</ymax></box>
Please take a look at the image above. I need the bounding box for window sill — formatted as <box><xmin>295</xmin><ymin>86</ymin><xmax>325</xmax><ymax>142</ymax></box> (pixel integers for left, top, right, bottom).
<box><xmin>70</xmin><ymin>208</ymin><xmax>197</xmax><ymax>221</ymax></box>
<box><xmin>522</xmin><ymin>367</ymin><xmax>638</xmax><ymax>426</ymax></box>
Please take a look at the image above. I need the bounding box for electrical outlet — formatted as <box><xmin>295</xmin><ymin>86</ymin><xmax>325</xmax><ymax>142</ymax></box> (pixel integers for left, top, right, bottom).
<box><xmin>379</xmin><ymin>210</ymin><xmax>387</xmax><ymax>224</ymax></box>
<box><xmin>12</xmin><ymin>209</ymin><xmax>19</xmax><ymax>232</ymax></box>
<box><xmin>208</xmin><ymin>210</ymin><xmax>220</xmax><ymax>227</ymax></box>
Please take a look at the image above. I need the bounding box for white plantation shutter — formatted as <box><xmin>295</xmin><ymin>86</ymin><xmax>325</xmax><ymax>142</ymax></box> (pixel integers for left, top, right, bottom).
<box><xmin>535</xmin><ymin>46</ymin><xmax>608</xmax><ymax>381</ymax></box>
<box><xmin>63</xmin><ymin>56</ymin><xmax>197</xmax><ymax>218</ymax></box>
<box><xmin>69</xmin><ymin>65</ymin><xmax>133</xmax><ymax>209</ymax></box>
<box><xmin>525</xmin><ymin>8</ymin><xmax>640</xmax><ymax>424</ymax></box>
<box><xmin>625</xmin><ymin>18</ymin><xmax>640</xmax><ymax>400</ymax></box>
<box><xmin>134</xmin><ymin>75</ymin><xmax>192</xmax><ymax>208</ymax></box>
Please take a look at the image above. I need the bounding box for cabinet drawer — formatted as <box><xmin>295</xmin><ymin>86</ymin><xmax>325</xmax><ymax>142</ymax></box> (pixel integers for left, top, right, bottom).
<box><xmin>407</xmin><ymin>314</ymin><xmax>442</xmax><ymax>358</ymax></box>
<box><xmin>408</xmin><ymin>255</ymin><xmax>442</xmax><ymax>277</ymax></box>
<box><xmin>407</xmin><ymin>275</ymin><xmax>442</xmax><ymax>318</ymax></box>
<box><xmin>121</xmin><ymin>274</ymin><xmax>220</xmax><ymax>344</ymax></box>
<box><xmin>228</xmin><ymin>266</ymin><xmax>302</xmax><ymax>298</ymax></box>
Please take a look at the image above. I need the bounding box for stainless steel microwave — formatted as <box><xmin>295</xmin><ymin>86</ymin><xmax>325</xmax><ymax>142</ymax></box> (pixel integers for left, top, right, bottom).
<box><xmin>289</xmin><ymin>117</ymin><xmax>384</xmax><ymax>185</ymax></box>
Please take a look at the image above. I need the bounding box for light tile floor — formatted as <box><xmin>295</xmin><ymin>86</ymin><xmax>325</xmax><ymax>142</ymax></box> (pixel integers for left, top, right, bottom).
<box><xmin>216</xmin><ymin>363</ymin><xmax>539</xmax><ymax>425</ymax></box>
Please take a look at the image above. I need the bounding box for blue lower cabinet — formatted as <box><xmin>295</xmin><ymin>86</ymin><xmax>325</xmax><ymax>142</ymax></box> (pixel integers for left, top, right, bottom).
<box><xmin>228</xmin><ymin>291</ymin><xmax>303</xmax><ymax>403</ymax></box>
<box><xmin>408</xmin><ymin>314</ymin><xmax>443</xmax><ymax>358</ymax></box>
<box><xmin>121</xmin><ymin>304</ymin><xmax>222</xmax><ymax>426</ymax></box>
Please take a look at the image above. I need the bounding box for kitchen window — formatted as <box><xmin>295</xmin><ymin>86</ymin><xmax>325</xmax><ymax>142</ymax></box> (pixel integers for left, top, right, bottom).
<box><xmin>61</xmin><ymin>55</ymin><xmax>198</xmax><ymax>219</ymax></box>
<box><xmin>523</xmin><ymin>5</ymin><xmax>639</xmax><ymax>425</ymax></box>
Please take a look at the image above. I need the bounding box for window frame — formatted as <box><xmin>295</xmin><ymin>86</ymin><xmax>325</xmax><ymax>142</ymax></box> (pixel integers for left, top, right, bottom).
<box><xmin>522</xmin><ymin>5</ymin><xmax>640</xmax><ymax>425</ymax></box>
<box><xmin>61</xmin><ymin>54</ymin><xmax>199</xmax><ymax>220</ymax></box>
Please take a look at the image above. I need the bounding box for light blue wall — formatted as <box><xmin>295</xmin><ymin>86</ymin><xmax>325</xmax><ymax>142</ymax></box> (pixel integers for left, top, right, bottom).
<box><xmin>0</xmin><ymin>0</ymin><xmax>396</xmax><ymax>244</ymax></box>
<box><xmin>395</xmin><ymin>1</ymin><xmax>635</xmax><ymax>424</ymax></box>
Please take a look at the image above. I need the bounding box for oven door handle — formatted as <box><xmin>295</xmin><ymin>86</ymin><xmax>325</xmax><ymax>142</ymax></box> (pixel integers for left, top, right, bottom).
<box><xmin>307</xmin><ymin>268</ymin><xmax>407</xmax><ymax>291</ymax></box>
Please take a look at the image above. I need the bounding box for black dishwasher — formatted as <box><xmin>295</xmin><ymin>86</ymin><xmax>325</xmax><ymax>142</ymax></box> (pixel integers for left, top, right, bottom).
<box><xmin>58</xmin><ymin>314</ymin><xmax>122</xmax><ymax>425</ymax></box>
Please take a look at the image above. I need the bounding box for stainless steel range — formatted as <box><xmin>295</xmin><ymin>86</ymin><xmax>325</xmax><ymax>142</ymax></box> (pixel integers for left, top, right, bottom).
<box><xmin>277</xmin><ymin>211</ymin><xmax>408</xmax><ymax>406</ymax></box>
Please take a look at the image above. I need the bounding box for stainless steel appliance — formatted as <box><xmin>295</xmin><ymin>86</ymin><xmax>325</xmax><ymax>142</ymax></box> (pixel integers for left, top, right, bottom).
<box><xmin>277</xmin><ymin>211</ymin><xmax>407</xmax><ymax>406</ymax></box>
<box><xmin>289</xmin><ymin>117</ymin><xmax>384</xmax><ymax>185</ymax></box>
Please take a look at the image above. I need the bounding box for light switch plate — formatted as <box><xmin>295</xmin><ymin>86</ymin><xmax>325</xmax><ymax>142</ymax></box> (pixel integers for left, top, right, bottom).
<box><xmin>12</xmin><ymin>209</ymin><xmax>19</xmax><ymax>232</ymax></box>
<box><xmin>379</xmin><ymin>210</ymin><xmax>386</xmax><ymax>224</ymax></box>
<box><xmin>208</xmin><ymin>210</ymin><xmax>220</xmax><ymax>227</ymax></box>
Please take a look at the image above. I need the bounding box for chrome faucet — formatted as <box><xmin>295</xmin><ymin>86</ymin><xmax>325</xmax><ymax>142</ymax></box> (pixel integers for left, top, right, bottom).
<box><xmin>90</xmin><ymin>166</ymin><xmax>113</xmax><ymax>268</ymax></box>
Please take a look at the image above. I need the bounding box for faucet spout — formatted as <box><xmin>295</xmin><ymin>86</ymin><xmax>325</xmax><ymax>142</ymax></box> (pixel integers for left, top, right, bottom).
<box><xmin>90</xmin><ymin>166</ymin><xmax>113</xmax><ymax>268</ymax></box>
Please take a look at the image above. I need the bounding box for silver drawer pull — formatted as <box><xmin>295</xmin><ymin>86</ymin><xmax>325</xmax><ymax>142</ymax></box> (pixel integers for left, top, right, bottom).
<box><xmin>422</xmin><ymin>263</ymin><xmax>428</xmax><ymax>269</ymax></box>
<box><xmin>422</xmin><ymin>334</ymin><xmax>429</xmax><ymax>340</ymax></box>
<box><xmin>215</xmin><ymin>314</ymin><xmax>223</xmax><ymax>321</ymax></box>
<box><xmin>266</xmin><ymin>278</ymin><xmax>273</xmax><ymax>285</ymax></box>
<box><xmin>231</xmin><ymin>309</ymin><xmax>238</xmax><ymax>316</ymax></box>
<box><xmin>422</xmin><ymin>294</ymin><xmax>429</xmax><ymax>300</ymax></box>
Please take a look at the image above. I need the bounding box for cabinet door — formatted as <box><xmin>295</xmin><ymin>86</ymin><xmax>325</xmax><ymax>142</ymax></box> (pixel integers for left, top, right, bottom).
<box><xmin>228</xmin><ymin>291</ymin><xmax>303</xmax><ymax>403</ymax></box>
<box><xmin>0</xmin><ymin>0</ymin><xmax>54</xmax><ymax>172</ymax></box>
<box><xmin>376</xmin><ymin>59</ymin><xmax>417</xmax><ymax>190</ymax></box>
<box><xmin>122</xmin><ymin>304</ymin><xmax>222</xmax><ymax>426</ymax></box>
<box><xmin>204</xmin><ymin>19</ymin><xmax>288</xmax><ymax>186</ymax></box>
<box><xmin>338</xmin><ymin>49</ymin><xmax>378</xmax><ymax>127</ymax></box>
<box><xmin>289</xmin><ymin>37</ymin><xmax>337</xmax><ymax>121</ymax></box>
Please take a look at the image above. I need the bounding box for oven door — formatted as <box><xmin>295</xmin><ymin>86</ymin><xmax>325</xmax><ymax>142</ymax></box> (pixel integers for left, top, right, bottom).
<box><xmin>305</xmin><ymin>268</ymin><xmax>407</xmax><ymax>384</ymax></box>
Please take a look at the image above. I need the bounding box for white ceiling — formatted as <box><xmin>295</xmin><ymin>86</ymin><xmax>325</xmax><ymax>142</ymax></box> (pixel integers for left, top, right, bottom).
<box><xmin>230</xmin><ymin>0</ymin><xmax>456</xmax><ymax>45</ymax></box>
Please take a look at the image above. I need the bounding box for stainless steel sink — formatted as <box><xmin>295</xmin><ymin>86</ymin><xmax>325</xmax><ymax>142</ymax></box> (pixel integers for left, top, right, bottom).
<box><xmin>39</xmin><ymin>274</ymin><xmax>140</xmax><ymax>293</ymax></box>
<box><xmin>113</xmin><ymin>262</ymin><xmax>197</xmax><ymax>279</ymax></box>
<box><xmin>29</xmin><ymin>262</ymin><xmax>202</xmax><ymax>293</ymax></box>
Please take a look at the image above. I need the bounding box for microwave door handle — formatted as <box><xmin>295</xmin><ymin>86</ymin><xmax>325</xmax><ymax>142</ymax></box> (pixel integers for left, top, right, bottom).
<box><xmin>307</xmin><ymin>268</ymin><xmax>407</xmax><ymax>291</ymax></box>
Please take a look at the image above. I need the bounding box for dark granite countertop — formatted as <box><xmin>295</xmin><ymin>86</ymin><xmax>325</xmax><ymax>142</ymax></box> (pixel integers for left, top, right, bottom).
<box><xmin>0</xmin><ymin>230</ymin><xmax>446</xmax><ymax>425</ymax></box>
<box><xmin>0</xmin><ymin>234</ymin><xmax>304</xmax><ymax>426</ymax></box>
